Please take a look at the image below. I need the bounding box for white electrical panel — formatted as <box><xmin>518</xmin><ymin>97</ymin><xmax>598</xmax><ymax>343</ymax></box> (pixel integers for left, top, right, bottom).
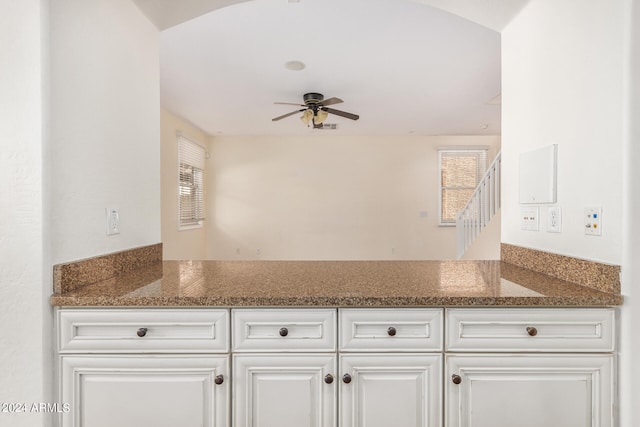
<box><xmin>519</xmin><ymin>144</ymin><xmax>558</xmax><ymax>204</ymax></box>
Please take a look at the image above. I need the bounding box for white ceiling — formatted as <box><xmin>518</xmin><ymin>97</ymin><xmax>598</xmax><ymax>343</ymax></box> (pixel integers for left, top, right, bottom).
<box><xmin>135</xmin><ymin>0</ymin><xmax>529</xmax><ymax>136</ymax></box>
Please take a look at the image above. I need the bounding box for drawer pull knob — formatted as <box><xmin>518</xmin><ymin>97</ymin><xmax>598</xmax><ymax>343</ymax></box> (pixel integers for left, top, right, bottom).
<box><xmin>452</xmin><ymin>374</ymin><xmax>462</xmax><ymax>385</ymax></box>
<box><xmin>324</xmin><ymin>374</ymin><xmax>334</xmax><ymax>384</ymax></box>
<box><xmin>526</xmin><ymin>326</ymin><xmax>538</xmax><ymax>337</ymax></box>
<box><xmin>279</xmin><ymin>327</ymin><xmax>289</xmax><ymax>337</ymax></box>
<box><xmin>387</xmin><ymin>326</ymin><xmax>397</xmax><ymax>336</ymax></box>
<box><xmin>214</xmin><ymin>375</ymin><xmax>224</xmax><ymax>385</ymax></box>
<box><xmin>342</xmin><ymin>373</ymin><xmax>352</xmax><ymax>384</ymax></box>
<box><xmin>136</xmin><ymin>328</ymin><xmax>148</xmax><ymax>337</ymax></box>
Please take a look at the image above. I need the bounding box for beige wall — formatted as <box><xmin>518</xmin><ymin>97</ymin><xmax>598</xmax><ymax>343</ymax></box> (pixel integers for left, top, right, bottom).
<box><xmin>161</xmin><ymin>108</ymin><xmax>210</xmax><ymax>259</ymax></box>
<box><xmin>207</xmin><ymin>134</ymin><xmax>500</xmax><ymax>260</ymax></box>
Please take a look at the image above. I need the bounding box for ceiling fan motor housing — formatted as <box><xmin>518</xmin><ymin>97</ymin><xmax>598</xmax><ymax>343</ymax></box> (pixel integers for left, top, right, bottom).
<box><xmin>303</xmin><ymin>92</ymin><xmax>324</xmax><ymax>105</ymax></box>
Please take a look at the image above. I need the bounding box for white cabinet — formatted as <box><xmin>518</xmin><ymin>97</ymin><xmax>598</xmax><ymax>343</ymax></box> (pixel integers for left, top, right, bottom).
<box><xmin>446</xmin><ymin>308</ymin><xmax>615</xmax><ymax>352</ymax></box>
<box><xmin>232</xmin><ymin>309</ymin><xmax>337</xmax><ymax>427</ymax></box>
<box><xmin>233</xmin><ymin>308</ymin><xmax>336</xmax><ymax>352</ymax></box>
<box><xmin>55</xmin><ymin>306</ymin><xmax>617</xmax><ymax>427</ymax></box>
<box><xmin>233</xmin><ymin>354</ymin><xmax>337</xmax><ymax>427</ymax></box>
<box><xmin>446</xmin><ymin>354</ymin><xmax>613</xmax><ymax>427</ymax></box>
<box><xmin>232</xmin><ymin>308</ymin><xmax>443</xmax><ymax>427</ymax></box>
<box><xmin>339</xmin><ymin>308</ymin><xmax>443</xmax><ymax>352</ymax></box>
<box><xmin>57</xmin><ymin>308</ymin><xmax>229</xmax><ymax>353</ymax></box>
<box><xmin>339</xmin><ymin>308</ymin><xmax>443</xmax><ymax>427</ymax></box>
<box><xmin>60</xmin><ymin>355</ymin><xmax>228</xmax><ymax>427</ymax></box>
<box><xmin>445</xmin><ymin>308</ymin><xmax>616</xmax><ymax>427</ymax></box>
<box><xmin>340</xmin><ymin>354</ymin><xmax>442</xmax><ymax>427</ymax></box>
<box><xmin>56</xmin><ymin>309</ymin><xmax>230</xmax><ymax>427</ymax></box>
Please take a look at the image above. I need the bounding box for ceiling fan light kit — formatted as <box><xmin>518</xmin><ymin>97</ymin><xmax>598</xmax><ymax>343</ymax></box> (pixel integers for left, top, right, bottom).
<box><xmin>273</xmin><ymin>92</ymin><xmax>359</xmax><ymax>128</ymax></box>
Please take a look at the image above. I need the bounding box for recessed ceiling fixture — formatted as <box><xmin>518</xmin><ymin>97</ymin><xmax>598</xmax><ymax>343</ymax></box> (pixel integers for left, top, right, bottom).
<box><xmin>284</xmin><ymin>60</ymin><xmax>305</xmax><ymax>71</ymax></box>
<box><xmin>480</xmin><ymin>124</ymin><xmax>489</xmax><ymax>129</ymax></box>
<box><xmin>272</xmin><ymin>92</ymin><xmax>359</xmax><ymax>128</ymax></box>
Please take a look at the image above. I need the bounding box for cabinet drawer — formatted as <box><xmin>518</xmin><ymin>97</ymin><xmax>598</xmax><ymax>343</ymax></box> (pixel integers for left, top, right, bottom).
<box><xmin>339</xmin><ymin>308</ymin><xmax>443</xmax><ymax>352</ymax></box>
<box><xmin>57</xmin><ymin>309</ymin><xmax>229</xmax><ymax>353</ymax></box>
<box><xmin>232</xmin><ymin>309</ymin><xmax>336</xmax><ymax>352</ymax></box>
<box><xmin>446</xmin><ymin>308</ymin><xmax>615</xmax><ymax>352</ymax></box>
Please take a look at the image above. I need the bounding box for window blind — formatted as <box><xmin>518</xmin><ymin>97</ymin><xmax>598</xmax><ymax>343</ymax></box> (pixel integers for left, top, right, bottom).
<box><xmin>439</xmin><ymin>149</ymin><xmax>487</xmax><ymax>224</ymax></box>
<box><xmin>178</xmin><ymin>135</ymin><xmax>206</xmax><ymax>229</ymax></box>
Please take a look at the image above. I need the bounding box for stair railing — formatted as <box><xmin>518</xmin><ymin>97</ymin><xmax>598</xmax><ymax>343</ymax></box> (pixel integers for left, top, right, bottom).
<box><xmin>456</xmin><ymin>151</ymin><xmax>501</xmax><ymax>259</ymax></box>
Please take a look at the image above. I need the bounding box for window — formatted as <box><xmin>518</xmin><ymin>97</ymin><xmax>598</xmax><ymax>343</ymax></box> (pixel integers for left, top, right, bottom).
<box><xmin>177</xmin><ymin>134</ymin><xmax>206</xmax><ymax>230</ymax></box>
<box><xmin>438</xmin><ymin>148</ymin><xmax>487</xmax><ymax>225</ymax></box>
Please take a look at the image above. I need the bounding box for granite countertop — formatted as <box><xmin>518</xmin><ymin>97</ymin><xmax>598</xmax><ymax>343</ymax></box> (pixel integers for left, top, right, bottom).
<box><xmin>50</xmin><ymin>259</ymin><xmax>622</xmax><ymax>307</ymax></box>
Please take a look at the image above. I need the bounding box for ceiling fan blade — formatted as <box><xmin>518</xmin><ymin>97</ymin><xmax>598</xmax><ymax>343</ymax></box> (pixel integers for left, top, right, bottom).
<box><xmin>322</xmin><ymin>107</ymin><xmax>359</xmax><ymax>121</ymax></box>
<box><xmin>272</xmin><ymin>109</ymin><xmax>305</xmax><ymax>121</ymax></box>
<box><xmin>274</xmin><ymin>102</ymin><xmax>305</xmax><ymax>106</ymax></box>
<box><xmin>319</xmin><ymin>97</ymin><xmax>343</xmax><ymax>107</ymax></box>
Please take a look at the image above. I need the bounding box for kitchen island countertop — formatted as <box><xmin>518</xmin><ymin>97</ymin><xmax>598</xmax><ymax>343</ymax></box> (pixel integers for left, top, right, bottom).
<box><xmin>50</xmin><ymin>260</ymin><xmax>622</xmax><ymax>307</ymax></box>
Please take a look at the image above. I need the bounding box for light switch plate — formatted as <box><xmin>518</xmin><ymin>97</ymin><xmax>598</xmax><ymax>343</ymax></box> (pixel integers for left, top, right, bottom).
<box><xmin>520</xmin><ymin>206</ymin><xmax>539</xmax><ymax>231</ymax></box>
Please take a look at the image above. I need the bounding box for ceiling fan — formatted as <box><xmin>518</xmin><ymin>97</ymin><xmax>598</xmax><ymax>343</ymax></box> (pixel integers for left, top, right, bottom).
<box><xmin>272</xmin><ymin>92</ymin><xmax>360</xmax><ymax>128</ymax></box>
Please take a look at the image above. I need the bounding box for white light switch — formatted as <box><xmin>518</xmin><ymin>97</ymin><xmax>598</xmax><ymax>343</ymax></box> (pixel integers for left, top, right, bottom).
<box><xmin>106</xmin><ymin>208</ymin><xmax>120</xmax><ymax>235</ymax></box>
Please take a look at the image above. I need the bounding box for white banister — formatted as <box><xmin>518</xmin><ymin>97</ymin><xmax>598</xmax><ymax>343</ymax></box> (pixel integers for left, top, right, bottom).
<box><xmin>456</xmin><ymin>151</ymin><xmax>501</xmax><ymax>259</ymax></box>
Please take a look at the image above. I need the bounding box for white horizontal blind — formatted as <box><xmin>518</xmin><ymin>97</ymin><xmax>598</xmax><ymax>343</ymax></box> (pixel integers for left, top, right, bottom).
<box><xmin>178</xmin><ymin>134</ymin><xmax>205</xmax><ymax>229</ymax></box>
<box><xmin>439</xmin><ymin>149</ymin><xmax>487</xmax><ymax>224</ymax></box>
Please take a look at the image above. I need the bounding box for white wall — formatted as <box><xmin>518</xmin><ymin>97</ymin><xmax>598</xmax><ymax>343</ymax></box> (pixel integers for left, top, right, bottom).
<box><xmin>502</xmin><ymin>0</ymin><xmax>635</xmax><ymax>424</ymax></box>
<box><xmin>621</xmin><ymin>0</ymin><xmax>640</xmax><ymax>425</ymax></box>
<box><xmin>50</xmin><ymin>0</ymin><xmax>160</xmax><ymax>264</ymax></box>
<box><xmin>161</xmin><ymin>108</ymin><xmax>209</xmax><ymax>260</ymax></box>
<box><xmin>207</xmin><ymin>134</ymin><xmax>500</xmax><ymax>260</ymax></box>
<box><xmin>0</xmin><ymin>1</ymin><xmax>51</xmax><ymax>426</ymax></box>
<box><xmin>501</xmin><ymin>0</ymin><xmax>624</xmax><ymax>265</ymax></box>
<box><xmin>0</xmin><ymin>2</ymin><xmax>160</xmax><ymax>425</ymax></box>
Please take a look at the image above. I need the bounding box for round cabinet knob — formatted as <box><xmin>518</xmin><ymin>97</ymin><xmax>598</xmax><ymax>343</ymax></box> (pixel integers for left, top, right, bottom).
<box><xmin>214</xmin><ymin>375</ymin><xmax>224</xmax><ymax>385</ymax></box>
<box><xmin>526</xmin><ymin>326</ymin><xmax>538</xmax><ymax>337</ymax></box>
<box><xmin>342</xmin><ymin>373</ymin><xmax>352</xmax><ymax>384</ymax></box>
<box><xmin>387</xmin><ymin>326</ymin><xmax>397</xmax><ymax>336</ymax></box>
<box><xmin>136</xmin><ymin>328</ymin><xmax>148</xmax><ymax>337</ymax></box>
<box><xmin>451</xmin><ymin>374</ymin><xmax>462</xmax><ymax>385</ymax></box>
<box><xmin>279</xmin><ymin>327</ymin><xmax>289</xmax><ymax>337</ymax></box>
<box><xmin>324</xmin><ymin>374</ymin><xmax>334</xmax><ymax>384</ymax></box>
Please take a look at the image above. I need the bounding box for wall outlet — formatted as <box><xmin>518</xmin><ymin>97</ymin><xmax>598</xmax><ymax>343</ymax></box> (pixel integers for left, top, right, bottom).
<box><xmin>520</xmin><ymin>206</ymin><xmax>539</xmax><ymax>231</ymax></box>
<box><xmin>106</xmin><ymin>208</ymin><xmax>120</xmax><ymax>235</ymax></box>
<box><xmin>585</xmin><ymin>206</ymin><xmax>602</xmax><ymax>236</ymax></box>
<box><xmin>547</xmin><ymin>206</ymin><xmax>561</xmax><ymax>233</ymax></box>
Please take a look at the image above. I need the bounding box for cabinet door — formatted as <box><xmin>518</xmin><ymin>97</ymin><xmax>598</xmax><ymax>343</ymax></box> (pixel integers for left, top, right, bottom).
<box><xmin>340</xmin><ymin>354</ymin><xmax>442</xmax><ymax>427</ymax></box>
<box><xmin>233</xmin><ymin>354</ymin><xmax>337</xmax><ymax>427</ymax></box>
<box><xmin>60</xmin><ymin>355</ymin><xmax>228</xmax><ymax>427</ymax></box>
<box><xmin>446</xmin><ymin>354</ymin><xmax>614</xmax><ymax>427</ymax></box>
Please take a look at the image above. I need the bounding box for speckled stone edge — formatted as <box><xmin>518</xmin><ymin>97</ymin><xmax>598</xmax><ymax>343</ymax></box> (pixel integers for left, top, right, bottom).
<box><xmin>53</xmin><ymin>243</ymin><xmax>162</xmax><ymax>294</ymax></box>
<box><xmin>501</xmin><ymin>243</ymin><xmax>620</xmax><ymax>294</ymax></box>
